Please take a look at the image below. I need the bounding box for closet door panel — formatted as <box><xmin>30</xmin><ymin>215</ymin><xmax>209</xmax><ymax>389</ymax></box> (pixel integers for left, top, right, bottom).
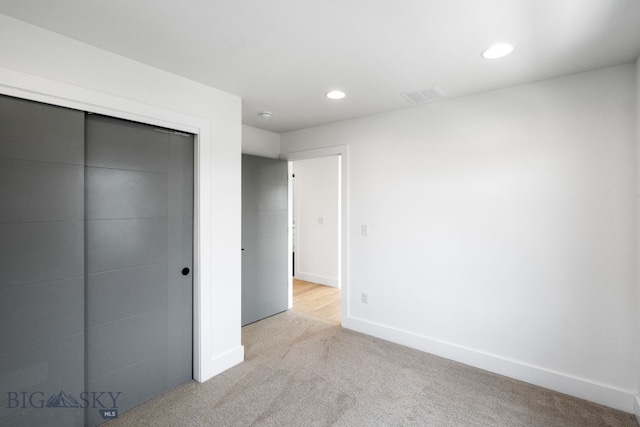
<box><xmin>0</xmin><ymin>159</ymin><xmax>84</xmax><ymax>223</ymax></box>
<box><xmin>0</xmin><ymin>334</ymin><xmax>85</xmax><ymax>425</ymax></box>
<box><xmin>0</xmin><ymin>95</ymin><xmax>85</xmax><ymax>427</ymax></box>
<box><xmin>0</xmin><ymin>96</ymin><xmax>84</xmax><ymax>165</ymax></box>
<box><xmin>84</xmin><ymin>354</ymin><xmax>167</xmax><ymax>427</ymax></box>
<box><xmin>2</xmin><ymin>407</ymin><xmax>84</xmax><ymax>427</ymax></box>
<box><xmin>85</xmin><ymin>217</ymin><xmax>168</xmax><ymax>274</ymax></box>
<box><xmin>0</xmin><ymin>277</ymin><xmax>84</xmax><ymax>353</ymax></box>
<box><xmin>84</xmin><ymin>114</ymin><xmax>193</xmax><ymax>422</ymax></box>
<box><xmin>0</xmin><ymin>100</ymin><xmax>194</xmax><ymax>426</ymax></box>
<box><xmin>85</xmin><ymin>167</ymin><xmax>168</xmax><ymax>220</ymax></box>
<box><xmin>241</xmin><ymin>154</ymin><xmax>289</xmax><ymax>326</ymax></box>
<box><xmin>0</xmin><ymin>221</ymin><xmax>84</xmax><ymax>289</ymax></box>
<box><xmin>85</xmin><ymin>115</ymin><xmax>168</xmax><ymax>172</ymax></box>
<box><xmin>86</xmin><ymin>308</ymin><xmax>168</xmax><ymax>380</ymax></box>
<box><xmin>167</xmin><ymin>133</ymin><xmax>194</xmax><ymax>389</ymax></box>
<box><xmin>86</xmin><ymin>264</ymin><xmax>167</xmax><ymax>327</ymax></box>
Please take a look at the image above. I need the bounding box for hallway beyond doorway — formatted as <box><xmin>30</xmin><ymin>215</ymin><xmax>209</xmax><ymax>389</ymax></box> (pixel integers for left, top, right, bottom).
<box><xmin>292</xmin><ymin>279</ymin><xmax>340</xmax><ymax>325</ymax></box>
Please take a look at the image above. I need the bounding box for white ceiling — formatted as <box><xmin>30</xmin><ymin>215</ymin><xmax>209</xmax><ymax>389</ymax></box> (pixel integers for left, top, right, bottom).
<box><xmin>1</xmin><ymin>0</ymin><xmax>640</xmax><ymax>133</ymax></box>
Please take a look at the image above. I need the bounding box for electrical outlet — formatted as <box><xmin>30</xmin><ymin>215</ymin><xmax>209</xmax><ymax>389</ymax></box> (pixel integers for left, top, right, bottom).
<box><xmin>361</xmin><ymin>292</ymin><xmax>368</xmax><ymax>304</ymax></box>
<box><xmin>361</xmin><ymin>224</ymin><xmax>368</xmax><ymax>236</ymax></box>
<box><xmin>318</xmin><ymin>217</ymin><xmax>324</xmax><ymax>225</ymax></box>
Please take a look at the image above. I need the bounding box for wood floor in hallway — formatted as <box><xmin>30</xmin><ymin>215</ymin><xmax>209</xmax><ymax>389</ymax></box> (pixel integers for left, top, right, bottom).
<box><xmin>292</xmin><ymin>278</ymin><xmax>341</xmax><ymax>325</ymax></box>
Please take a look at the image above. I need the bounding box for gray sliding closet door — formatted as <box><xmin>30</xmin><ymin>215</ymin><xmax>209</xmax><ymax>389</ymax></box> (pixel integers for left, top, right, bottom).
<box><xmin>166</xmin><ymin>132</ymin><xmax>194</xmax><ymax>389</ymax></box>
<box><xmin>0</xmin><ymin>96</ymin><xmax>86</xmax><ymax>426</ymax></box>
<box><xmin>84</xmin><ymin>115</ymin><xmax>193</xmax><ymax>426</ymax></box>
<box><xmin>241</xmin><ymin>154</ymin><xmax>288</xmax><ymax>326</ymax></box>
<box><xmin>0</xmin><ymin>96</ymin><xmax>193</xmax><ymax>427</ymax></box>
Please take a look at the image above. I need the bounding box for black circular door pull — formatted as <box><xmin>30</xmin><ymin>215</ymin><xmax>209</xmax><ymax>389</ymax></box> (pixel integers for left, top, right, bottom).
<box><xmin>181</xmin><ymin>268</ymin><xmax>190</xmax><ymax>276</ymax></box>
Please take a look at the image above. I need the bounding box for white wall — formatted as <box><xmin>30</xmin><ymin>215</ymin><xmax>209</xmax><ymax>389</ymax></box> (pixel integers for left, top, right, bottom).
<box><xmin>281</xmin><ymin>64</ymin><xmax>638</xmax><ymax>412</ymax></box>
<box><xmin>293</xmin><ymin>157</ymin><xmax>340</xmax><ymax>287</ymax></box>
<box><xmin>0</xmin><ymin>15</ymin><xmax>243</xmax><ymax>381</ymax></box>
<box><xmin>242</xmin><ymin>124</ymin><xmax>280</xmax><ymax>158</ymax></box>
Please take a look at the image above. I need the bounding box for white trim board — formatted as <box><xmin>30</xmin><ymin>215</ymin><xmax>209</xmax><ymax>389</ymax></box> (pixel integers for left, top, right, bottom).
<box><xmin>202</xmin><ymin>345</ymin><xmax>246</xmax><ymax>381</ymax></box>
<box><xmin>343</xmin><ymin>315</ymin><xmax>636</xmax><ymax>413</ymax></box>
<box><xmin>0</xmin><ymin>68</ymin><xmax>203</xmax><ymax>134</ymax></box>
<box><xmin>0</xmin><ymin>66</ymin><xmax>245</xmax><ymax>383</ymax></box>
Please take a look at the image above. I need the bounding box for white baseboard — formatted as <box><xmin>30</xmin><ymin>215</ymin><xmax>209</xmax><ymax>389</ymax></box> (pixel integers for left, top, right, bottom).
<box><xmin>199</xmin><ymin>345</ymin><xmax>244</xmax><ymax>383</ymax></box>
<box><xmin>635</xmin><ymin>394</ymin><xmax>640</xmax><ymax>425</ymax></box>
<box><xmin>342</xmin><ymin>315</ymin><xmax>635</xmax><ymax>413</ymax></box>
<box><xmin>295</xmin><ymin>272</ymin><xmax>339</xmax><ymax>288</ymax></box>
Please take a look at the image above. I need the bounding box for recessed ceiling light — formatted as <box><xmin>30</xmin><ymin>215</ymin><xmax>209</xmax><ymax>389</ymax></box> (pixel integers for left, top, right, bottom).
<box><xmin>258</xmin><ymin>111</ymin><xmax>272</xmax><ymax>119</ymax></box>
<box><xmin>326</xmin><ymin>90</ymin><xmax>346</xmax><ymax>100</ymax></box>
<box><xmin>481</xmin><ymin>43</ymin><xmax>514</xmax><ymax>59</ymax></box>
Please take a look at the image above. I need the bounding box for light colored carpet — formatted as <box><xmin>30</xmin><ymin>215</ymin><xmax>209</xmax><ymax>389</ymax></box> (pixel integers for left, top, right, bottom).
<box><xmin>106</xmin><ymin>311</ymin><xmax>637</xmax><ymax>426</ymax></box>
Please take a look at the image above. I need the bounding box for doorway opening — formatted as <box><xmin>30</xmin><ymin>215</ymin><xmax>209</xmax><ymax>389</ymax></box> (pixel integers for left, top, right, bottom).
<box><xmin>284</xmin><ymin>147</ymin><xmax>348</xmax><ymax>326</ymax></box>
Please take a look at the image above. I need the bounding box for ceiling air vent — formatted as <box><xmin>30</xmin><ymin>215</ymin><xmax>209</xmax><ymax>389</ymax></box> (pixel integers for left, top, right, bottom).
<box><xmin>401</xmin><ymin>86</ymin><xmax>445</xmax><ymax>105</ymax></box>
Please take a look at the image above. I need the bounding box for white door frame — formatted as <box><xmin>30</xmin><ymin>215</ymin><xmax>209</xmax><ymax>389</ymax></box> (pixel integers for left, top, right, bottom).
<box><xmin>282</xmin><ymin>145</ymin><xmax>349</xmax><ymax>324</ymax></box>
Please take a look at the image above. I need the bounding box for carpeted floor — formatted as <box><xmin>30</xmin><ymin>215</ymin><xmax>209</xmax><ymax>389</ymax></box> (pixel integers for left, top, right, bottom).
<box><xmin>106</xmin><ymin>311</ymin><xmax>638</xmax><ymax>426</ymax></box>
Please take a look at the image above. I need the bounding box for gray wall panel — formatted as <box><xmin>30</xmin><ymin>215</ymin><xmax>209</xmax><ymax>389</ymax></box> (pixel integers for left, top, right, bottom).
<box><xmin>0</xmin><ymin>159</ymin><xmax>84</xmax><ymax>223</ymax></box>
<box><xmin>86</xmin><ymin>265</ymin><xmax>168</xmax><ymax>327</ymax></box>
<box><xmin>86</xmin><ymin>308</ymin><xmax>167</xmax><ymax>380</ymax></box>
<box><xmin>85</xmin><ymin>218</ymin><xmax>168</xmax><ymax>274</ymax></box>
<box><xmin>0</xmin><ymin>277</ymin><xmax>83</xmax><ymax>354</ymax></box>
<box><xmin>0</xmin><ymin>96</ymin><xmax>84</xmax><ymax>165</ymax></box>
<box><xmin>0</xmin><ymin>221</ymin><xmax>84</xmax><ymax>289</ymax></box>
<box><xmin>85</xmin><ymin>168</ymin><xmax>168</xmax><ymax>220</ymax></box>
